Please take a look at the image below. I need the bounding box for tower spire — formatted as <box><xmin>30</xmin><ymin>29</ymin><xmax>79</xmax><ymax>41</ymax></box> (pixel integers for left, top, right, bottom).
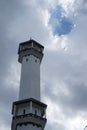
<box><xmin>30</xmin><ymin>37</ymin><xmax>32</xmax><ymax>40</ymax></box>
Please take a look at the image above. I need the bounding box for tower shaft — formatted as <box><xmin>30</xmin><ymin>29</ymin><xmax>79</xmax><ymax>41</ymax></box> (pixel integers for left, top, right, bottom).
<box><xmin>19</xmin><ymin>55</ymin><xmax>40</xmax><ymax>100</ymax></box>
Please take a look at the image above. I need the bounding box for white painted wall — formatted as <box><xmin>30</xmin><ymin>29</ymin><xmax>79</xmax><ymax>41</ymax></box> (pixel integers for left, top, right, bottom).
<box><xmin>17</xmin><ymin>105</ymin><xmax>30</xmax><ymax>115</ymax></box>
<box><xmin>19</xmin><ymin>55</ymin><xmax>40</xmax><ymax>100</ymax></box>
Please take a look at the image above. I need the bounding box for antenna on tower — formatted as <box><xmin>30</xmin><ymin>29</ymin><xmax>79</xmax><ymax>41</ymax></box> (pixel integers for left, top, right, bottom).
<box><xmin>30</xmin><ymin>37</ymin><xmax>32</xmax><ymax>40</ymax></box>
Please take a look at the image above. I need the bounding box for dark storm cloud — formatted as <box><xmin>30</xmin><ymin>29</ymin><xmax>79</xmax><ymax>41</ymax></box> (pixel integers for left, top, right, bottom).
<box><xmin>0</xmin><ymin>0</ymin><xmax>23</xmax><ymax>128</ymax></box>
<box><xmin>83</xmin><ymin>0</ymin><xmax>87</xmax><ymax>4</ymax></box>
<box><xmin>46</xmin><ymin>122</ymin><xmax>65</xmax><ymax>130</ymax></box>
<box><xmin>43</xmin><ymin>82</ymin><xmax>87</xmax><ymax>117</ymax></box>
<box><xmin>42</xmin><ymin>48</ymin><xmax>87</xmax><ymax>117</ymax></box>
<box><xmin>0</xmin><ymin>78</ymin><xmax>18</xmax><ymax>127</ymax></box>
<box><xmin>0</xmin><ymin>0</ymin><xmax>23</xmax><ymax>75</ymax></box>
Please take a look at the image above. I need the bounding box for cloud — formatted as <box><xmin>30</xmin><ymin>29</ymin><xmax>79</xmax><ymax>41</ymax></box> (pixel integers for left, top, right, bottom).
<box><xmin>0</xmin><ymin>0</ymin><xmax>87</xmax><ymax>130</ymax></box>
<box><xmin>48</xmin><ymin>5</ymin><xmax>74</xmax><ymax>36</ymax></box>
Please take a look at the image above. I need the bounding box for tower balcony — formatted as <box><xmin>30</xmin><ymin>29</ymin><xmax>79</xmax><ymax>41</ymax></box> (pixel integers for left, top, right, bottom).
<box><xmin>18</xmin><ymin>39</ymin><xmax>44</xmax><ymax>63</ymax></box>
<box><xmin>11</xmin><ymin>98</ymin><xmax>47</xmax><ymax>130</ymax></box>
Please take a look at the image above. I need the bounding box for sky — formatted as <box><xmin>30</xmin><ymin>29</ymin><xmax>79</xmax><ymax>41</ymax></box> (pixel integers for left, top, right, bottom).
<box><xmin>0</xmin><ymin>0</ymin><xmax>87</xmax><ymax>130</ymax></box>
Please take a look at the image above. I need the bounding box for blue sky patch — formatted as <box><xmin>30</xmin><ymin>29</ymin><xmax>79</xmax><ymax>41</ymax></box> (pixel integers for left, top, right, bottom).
<box><xmin>49</xmin><ymin>6</ymin><xmax>74</xmax><ymax>36</ymax></box>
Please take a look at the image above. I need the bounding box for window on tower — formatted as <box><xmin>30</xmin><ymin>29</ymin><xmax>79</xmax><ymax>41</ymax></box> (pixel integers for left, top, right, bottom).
<box><xmin>35</xmin><ymin>110</ymin><xmax>37</xmax><ymax>115</ymax></box>
<box><xmin>26</xmin><ymin>58</ymin><xmax>28</xmax><ymax>62</ymax></box>
<box><xmin>35</xmin><ymin>59</ymin><xmax>37</xmax><ymax>62</ymax></box>
<box><xmin>23</xmin><ymin>109</ymin><xmax>26</xmax><ymax>115</ymax></box>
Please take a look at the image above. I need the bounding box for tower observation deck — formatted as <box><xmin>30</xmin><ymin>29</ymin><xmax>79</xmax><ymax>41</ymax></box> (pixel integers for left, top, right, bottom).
<box><xmin>11</xmin><ymin>39</ymin><xmax>47</xmax><ymax>130</ymax></box>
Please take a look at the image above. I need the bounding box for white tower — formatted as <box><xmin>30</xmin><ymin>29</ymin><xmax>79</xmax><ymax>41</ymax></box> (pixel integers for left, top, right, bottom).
<box><xmin>11</xmin><ymin>39</ymin><xmax>47</xmax><ymax>130</ymax></box>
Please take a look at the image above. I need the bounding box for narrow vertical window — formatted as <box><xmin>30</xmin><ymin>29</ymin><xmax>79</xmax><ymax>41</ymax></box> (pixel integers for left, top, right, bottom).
<box><xmin>23</xmin><ymin>109</ymin><xmax>25</xmax><ymax>115</ymax></box>
<box><xmin>35</xmin><ymin>110</ymin><xmax>37</xmax><ymax>115</ymax></box>
<box><xmin>35</xmin><ymin>59</ymin><xmax>37</xmax><ymax>62</ymax></box>
<box><xmin>26</xmin><ymin>58</ymin><xmax>28</xmax><ymax>62</ymax></box>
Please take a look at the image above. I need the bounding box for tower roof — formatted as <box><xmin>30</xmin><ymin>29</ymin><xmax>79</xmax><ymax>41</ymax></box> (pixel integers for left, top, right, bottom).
<box><xmin>18</xmin><ymin>39</ymin><xmax>44</xmax><ymax>63</ymax></box>
<box><xmin>18</xmin><ymin>39</ymin><xmax>44</xmax><ymax>54</ymax></box>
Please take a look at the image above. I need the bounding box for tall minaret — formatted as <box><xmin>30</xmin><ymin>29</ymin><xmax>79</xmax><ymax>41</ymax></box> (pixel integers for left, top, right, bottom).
<box><xmin>11</xmin><ymin>39</ymin><xmax>47</xmax><ymax>130</ymax></box>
